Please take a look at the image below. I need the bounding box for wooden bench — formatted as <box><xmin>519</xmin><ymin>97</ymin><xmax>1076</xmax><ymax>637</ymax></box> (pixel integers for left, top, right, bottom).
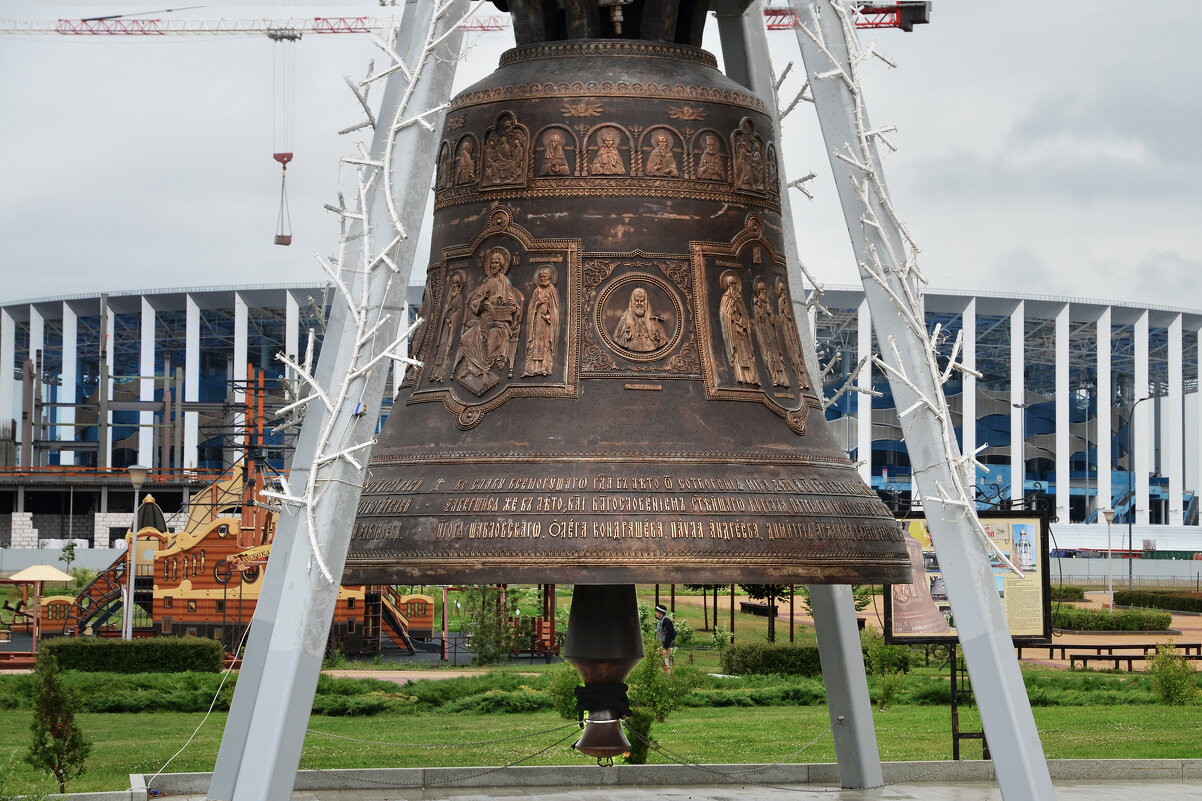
<box><xmin>1070</xmin><ymin>652</ymin><xmax>1202</xmax><ymax>671</ymax></box>
<box><xmin>739</xmin><ymin>601</ymin><xmax>777</xmax><ymax>617</ymax></box>
<box><xmin>1017</xmin><ymin>642</ymin><xmax>1202</xmax><ymax>660</ymax></box>
<box><xmin>0</xmin><ymin>630</ymin><xmax>10</xmax><ymax>643</ymax></box>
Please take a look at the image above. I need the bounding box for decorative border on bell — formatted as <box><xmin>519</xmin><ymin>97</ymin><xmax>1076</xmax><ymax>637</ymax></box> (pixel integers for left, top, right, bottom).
<box><xmin>498</xmin><ymin>40</ymin><xmax>719</xmax><ymax>69</ymax></box>
<box><xmin>449</xmin><ymin>81</ymin><xmax>767</xmax><ymax>115</ymax></box>
<box><xmin>365</xmin><ymin>450</ymin><xmax>867</xmax><ymax>468</ymax></box>
<box><xmin>344</xmin><ymin>553</ymin><xmax>909</xmax><ymax>567</ymax></box>
<box><xmin>434</xmin><ymin>180</ymin><xmax>782</xmax><ymax>213</ymax></box>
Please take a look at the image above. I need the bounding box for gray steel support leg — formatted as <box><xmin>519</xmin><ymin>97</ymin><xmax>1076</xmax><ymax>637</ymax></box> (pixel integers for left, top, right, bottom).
<box><xmin>809</xmin><ymin>584</ymin><xmax>883</xmax><ymax>788</ymax></box>
<box><xmin>713</xmin><ymin>1</ymin><xmax>883</xmax><ymax>789</ymax></box>
<box><xmin>207</xmin><ymin>3</ymin><xmax>467</xmax><ymax>799</ymax></box>
<box><xmin>790</xmin><ymin>3</ymin><xmax>1054</xmax><ymax>799</ymax></box>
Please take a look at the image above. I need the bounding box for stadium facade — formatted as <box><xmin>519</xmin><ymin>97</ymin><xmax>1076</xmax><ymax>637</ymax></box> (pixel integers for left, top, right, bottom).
<box><xmin>2</xmin><ymin>284</ymin><xmax>1200</xmax><ymax>554</ymax></box>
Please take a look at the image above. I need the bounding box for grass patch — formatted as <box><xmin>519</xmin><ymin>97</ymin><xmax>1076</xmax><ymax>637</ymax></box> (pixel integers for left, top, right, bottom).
<box><xmin>1</xmin><ymin>702</ymin><xmax>1201</xmax><ymax>793</ymax></box>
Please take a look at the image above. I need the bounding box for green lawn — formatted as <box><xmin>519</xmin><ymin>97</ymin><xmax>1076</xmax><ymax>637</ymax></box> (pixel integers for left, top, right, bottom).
<box><xmin>1</xmin><ymin>702</ymin><xmax>1200</xmax><ymax>794</ymax></box>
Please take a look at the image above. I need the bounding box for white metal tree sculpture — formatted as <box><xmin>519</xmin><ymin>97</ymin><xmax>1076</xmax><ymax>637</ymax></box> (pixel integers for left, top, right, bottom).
<box><xmin>208</xmin><ymin>3</ymin><xmax>471</xmax><ymax>800</ymax></box>
<box><xmin>788</xmin><ymin>2</ymin><xmax>1055</xmax><ymax>799</ymax></box>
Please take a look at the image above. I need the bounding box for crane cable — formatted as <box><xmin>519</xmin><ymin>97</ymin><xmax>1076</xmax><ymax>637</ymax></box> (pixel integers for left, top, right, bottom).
<box><xmin>272</xmin><ymin>26</ymin><xmax>296</xmax><ymax>245</ymax></box>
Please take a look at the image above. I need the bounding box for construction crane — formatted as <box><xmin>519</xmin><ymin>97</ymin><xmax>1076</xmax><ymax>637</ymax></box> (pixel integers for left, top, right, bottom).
<box><xmin>1</xmin><ymin>4</ymin><xmax>926</xmax><ymax>38</ymax></box>
<box><xmin>764</xmin><ymin>1</ymin><xmax>931</xmax><ymax>31</ymax></box>
<box><xmin>0</xmin><ymin>15</ymin><xmax>507</xmax><ymax>37</ymax></box>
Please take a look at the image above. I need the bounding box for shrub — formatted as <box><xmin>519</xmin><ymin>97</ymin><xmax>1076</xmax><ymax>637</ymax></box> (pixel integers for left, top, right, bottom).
<box><xmin>711</xmin><ymin>626</ymin><xmax>733</xmax><ymax>655</ymax></box>
<box><xmin>41</xmin><ymin>637</ymin><xmax>224</xmax><ymax>673</ymax></box>
<box><xmin>861</xmin><ymin>626</ymin><xmax>911</xmax><ymax>675</ymax></box>
<box><xmin>622</xmin><ymin>638</ymin><xmax>702</xmax><ymax>764</ymax></box>
<box><xmin>462</xmin><ymin>585</ymin><xmax>524</xmax><ymax>665</ymax></box>
<box><xmin>673</xmin><ymin>617</ymin><xmax>694</xmax><ymax>648</ymax></box>
<box><xmin>1147</xmin><ymin>643</ymin><xmax>1199</xmax><ymax>705</ymax></box>
<box><xmin>1051</xmin><ymin>585</ymin><xmax>1086</xmax><ymax>601</ymax></box>
<box><xmin>718</xmin><ymin>642</ymin><xmax>823</xmax><ymax>677</ymax></box>
<box><xmin>545</xmin><ymin>662</ymin><xmax>582</xmax><ymax>721</ymax></box>
<box><xmin>873</xmin><ymin>672</ymin><xmax>907</xmax><ymax>711</ymax></box>
<box><xmin>443</xmin><ymin>687</ymin><xmax>549</xmax><ymax>714</ymax></box>
<box><xmin>908</xmin><ymin>676</ymin><xmax>951</xmax><ymax>706</ymax></box>
<box><xmin>1052</xmin><ymin>605</ymin><xmax>1172</xmax><ymax>631</ymax></box>
<box><xmin>1114</xmin><ymin>590</ymin><xmax>1202</xmax><ymax>614</ymax></box>
<box><xmin>26</xmin><ymin>652</ymin><xmax>91</xmax><ymax>793</ymax></box>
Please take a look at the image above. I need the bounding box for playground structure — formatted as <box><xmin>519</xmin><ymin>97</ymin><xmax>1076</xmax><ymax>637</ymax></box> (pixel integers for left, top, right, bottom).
<box><xmin>22</xmin><ymin>463</ymin><xmax>437</xmax><ymax>657</ymax></box>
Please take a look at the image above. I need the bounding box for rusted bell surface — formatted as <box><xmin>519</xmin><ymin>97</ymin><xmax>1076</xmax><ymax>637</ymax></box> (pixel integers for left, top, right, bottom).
<box><xmin>344</xmin><ymin>30</ymin><xmax>910</xmax><ymax>586</ymax></box>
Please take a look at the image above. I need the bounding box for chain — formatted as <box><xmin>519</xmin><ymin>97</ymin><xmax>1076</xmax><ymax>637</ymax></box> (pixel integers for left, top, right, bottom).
<box><xmin>308</xmin><ymin>728</ymin><xmax>579</xmax><ymax>789</ymax></box>
<box><xmin>306</xmin><ymin>721</ymin><xmax>578</xmax><ymax>749</ymax></box>
<box><xmin>720</xmin><ymin>720</ymin><xmax>835</xmax><ymax>775</ymax></box>
<box><xmin>625</xmin><ymin>725</ymin><xmax>847</xmax><ymax>794</ymax></box>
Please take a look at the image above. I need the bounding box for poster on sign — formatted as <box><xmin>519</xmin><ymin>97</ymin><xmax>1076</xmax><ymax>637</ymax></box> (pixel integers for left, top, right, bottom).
<box><xmin>884</xmin><ymin>511</ymin><xmax>1051</xmax><ymax>645</ymax></box>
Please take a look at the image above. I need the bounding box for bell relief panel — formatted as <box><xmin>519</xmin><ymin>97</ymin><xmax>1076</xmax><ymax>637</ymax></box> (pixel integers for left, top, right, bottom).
<box><xmin>582</xmin><ymin>255</ymin><xmax>698</xmax><ymax>377</ymax></box>
<box><xmin>409</xmin><ymin>206</ymin><xmax>580</xmax><ymax>429</ymax></box>
<box><xmin>691</xmin><ymin>215</ymin><xmax>821</xmax><ymax>435</ymax></box>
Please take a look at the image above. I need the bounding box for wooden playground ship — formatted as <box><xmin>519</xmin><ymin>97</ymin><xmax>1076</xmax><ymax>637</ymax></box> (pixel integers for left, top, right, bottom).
<box><xmin>38</xmin><ymin>459</ymin><xmax>436</xmax><ymax>656</ymax></box>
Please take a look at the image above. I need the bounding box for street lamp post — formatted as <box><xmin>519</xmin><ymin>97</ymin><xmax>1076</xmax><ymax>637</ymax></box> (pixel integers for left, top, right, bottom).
<box><xmin>123</xmin><ymin>465</ymin><xmax>149</xmax><ymax>640</ymax></box>
<box><xmin>1102</xmin><ymin>508</ymin><xmax>1115</xmax><ymax>611</ymax></box>
<box><xmin>1127</xmin><ymin>396</ymin><xmax>1155</xmax><ymax>591</ymax></box>
<box><xmin>1012</xmin><ymin>401</ymin><xmax>1027</xmax><ymax>503</ymax></box>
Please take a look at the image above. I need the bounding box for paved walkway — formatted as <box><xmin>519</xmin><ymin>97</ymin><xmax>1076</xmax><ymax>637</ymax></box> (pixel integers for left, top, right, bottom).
<box><xmin>171</xmin><ymin>778</ymin><xmax>1202</xmax><ymax>800</ymax></box>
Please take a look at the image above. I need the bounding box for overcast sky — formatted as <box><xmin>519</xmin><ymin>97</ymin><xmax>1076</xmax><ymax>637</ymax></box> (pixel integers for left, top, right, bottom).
<box><xmin>1</xmin><ymin>2</ymin><xmax>1199</xmax><ymax>311</ymax></box>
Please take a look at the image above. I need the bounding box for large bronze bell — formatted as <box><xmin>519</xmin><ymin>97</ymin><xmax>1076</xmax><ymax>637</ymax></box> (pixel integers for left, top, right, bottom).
<box><xmin>345</xmin><ymin>2</ymin><xmax>908</xmax><ymax>586</ymax></box>
<box><xmin>345</xmin><ymin>0</ymin><xmax>911</xmax><ymax>763</ymax></box>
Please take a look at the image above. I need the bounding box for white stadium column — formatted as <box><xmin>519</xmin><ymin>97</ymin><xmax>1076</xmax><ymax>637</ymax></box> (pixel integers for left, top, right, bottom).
<box><xmin>1054</xmin><ymin>304</ymin><xmax>1069</xmax><ymax>522</ymax></box>
<box><xmin>185</xmin><ymin>295</ymin><xmax>200</xmax><ymax>469</ymax></box>
<box><xmin>1134</xmin><ymin>310</ymin><xmax>1150</xmax><ymax>525</ymax></box>
<box><xmin>856</xmin><ymin>296</ymin><xmax>873</xmax><ymax>483</ymax></box>
<box><xmin>285</xmin><ymin>291</ymin><xmax>300</xmax><ymax>384</ymax></box>
<box><xmin>961</xmin><ymin>298</ymin><xmax>977</xmax><ymax>489</ymax></box>
<box><xmin>140</xmin><ymin>297</ymin><xmax>156</xmax><ymax>467</ymax></box>
<box><xmin>1167</xmin><ymin>314</ymin><xmax>1183</xmax><ymax>524</ymax></box>
<box><xmin>1010</xmin><ymin>300</ymin><xmax>1024</xmax><ymax>502</ymax></box>
<box><xmin>60</xmin><ymin>302</ymin><xmax>78</xmax><ymax>466</ymax></box>
<box><xmin>1097</xmin><ymin>307</ymin><xmax>1112</xmax><ymax>516</ymax></box>
<box><xmin>29</xmin><ymin>305</ymin><xmax>44</xmax><ymax>466</ymax></box>
<box><xmin>234</xmin><ymin>292</ymin><xmax>248</xmax><ymax>448</ymax></box>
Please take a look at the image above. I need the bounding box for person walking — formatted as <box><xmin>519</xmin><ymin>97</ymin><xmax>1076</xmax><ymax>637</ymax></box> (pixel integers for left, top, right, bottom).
<box><xmin>654</xmin><ymin>604</ymin><xmax>676</xmax><ymax>672</ymax></box>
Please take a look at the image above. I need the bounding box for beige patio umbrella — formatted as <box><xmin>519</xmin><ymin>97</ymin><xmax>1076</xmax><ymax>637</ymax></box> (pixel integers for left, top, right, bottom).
<box><xmin>5</xmin><ymin>564</ymin><xmax>75</xmax><ymax>652</ymax></box>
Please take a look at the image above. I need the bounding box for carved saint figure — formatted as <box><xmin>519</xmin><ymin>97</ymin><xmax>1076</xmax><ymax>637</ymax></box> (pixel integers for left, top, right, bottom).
<box><xmin>436</xmin><ymin>144</ymin><xmax>451</xmax><ymax>190</ymax></box>
<box><xmin>455</xmin><ymin>139</ymin><xmax>476</xmax><ymax>184</ymax></box>
<box><xmin>696</xmin><ymin>134</ymin><xmax>725</xmax><ymax>181</ymax></box>
<box><xmin>540</xmin><ymin>131</ymin><xmax>571</xmax><ymax>176</ymax></box>
<box><xmin>774</xmin><ymin>278</ymin><xmax>811</xmax><ymax>392</ymax></box>
<box><xmin>733</xmin><ymin>122</ymin><xmax>766</xmax><ymax>192</ymax></box>
<box><xmin>592</xmin><ymin>130</ymin><xmax>625</xmax><ymax>175</ymax></box>
<box><xmin>718</xmin><ymin>271</ymin><xmax>758</xmax><ymax>385</ymax></box>
<box><xmin>523</xmin><ymin>267</ymin><xmax>560</xmax><ymax>377</ymax></box>
<box><xmin>645</xmin><ymin>133</ymin><xmax>679</xmax><ymax>178</ymax></box>
<box><xmin>612</xmin><ymin>287</ymin><xmax>667</xmax><ymax>353</ymax></box>
<box><xmin>429</xmin><ymin>270</ymin><xmax>465</xmax><ymax>383</ymax></box>
<box><xmin>752</xmin><ymin>278</ymin><xmax>790</xmax><ymax>387</ymax></box>
<box><xmin>483</xmin><ymin>115</ymin><xmax>528</xmax><ymax>185</ymax></box>
<box><xmin>454</xmin><ymin>246</ymin><xmax>525</xmax><ymax>395</ymax></box>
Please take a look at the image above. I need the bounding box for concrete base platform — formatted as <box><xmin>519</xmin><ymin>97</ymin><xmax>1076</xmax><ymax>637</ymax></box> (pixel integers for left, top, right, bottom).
<box><xmin>97</xmin><ymin>760</ymin><xmax>1201</xmax><ymax>800</ymax></box>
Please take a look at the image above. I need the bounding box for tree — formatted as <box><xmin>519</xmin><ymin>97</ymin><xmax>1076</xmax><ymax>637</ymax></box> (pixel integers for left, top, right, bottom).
<box><xmin>461</xmin><ymin>585</ymin><xmax>526</xmax><ymax>665</ymax></box>
<box><xmin>738</xmin><ymin>584</ymin><xmax>790</xmax><ymax>642</ymax></box>
<box><xmin>26</xmin><ymin>652</ymin><xmax>91</xmax><ymax>793</ymax></box>
<box><xmin>58</xmin><ymin>542</ymin><xmax>76</xmax><ymax>572</ymax></box>
<box><xmin>682</xmin><ymin>584</ymin><xmax>722</xmax><ymax>630</ymax></box>
<box><xmin>795</xmin><ymin>584</ymin><xmax>875</xmax><ymax>616</ymax></box>
<box><xmin>623</xmin><ymin>638</ymin><xmax>701</xmax><ymax>763</ymax></box>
